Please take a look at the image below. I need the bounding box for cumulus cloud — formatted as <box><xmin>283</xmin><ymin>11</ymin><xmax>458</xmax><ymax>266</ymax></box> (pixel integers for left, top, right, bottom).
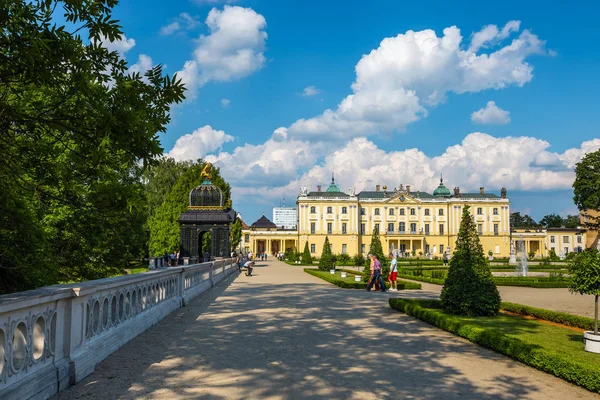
<box><xmin>221</xmin><ymin>98</ymin><xmax>231</xmax><ymax>108</ymax></box>
<box><xmin>127</xmin><ymin>54</ymin><xmax>154</xmax><ymax>76</ymax></box>
<box><xmin>99</xmin><ymin>34</ymin><xmax>136</xmax><ymax>57</ymax></box>
<box><xmin>176</xmin><ymin>6</ymin><xmax>267</xmax><ymax>98</ymax></box>
<box><xmin>167</xmin><ymin>125</ymin><xmax>234</xmax><ymax>161</ymax></box>
<box><xmin>160</xmin><ymin>13</ymin><xmax>200</xmax><ymax>36</ymax></box>
<box><xmin>302</xmin><ymin>86</ymin><xmax>321</xmax><ymax>97</ymax></box>
<box><xmin>279</xmin><ymin>21</ymin><xmax>549</xmax><ymax>141</ymax></box>
<box><xmin>471</xmin><ymin>101</ymin><xmax>511</xmax><ymax>124</ymax></box>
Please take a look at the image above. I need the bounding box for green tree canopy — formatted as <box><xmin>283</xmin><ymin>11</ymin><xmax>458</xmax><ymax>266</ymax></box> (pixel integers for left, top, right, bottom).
<box><xmin>569</xmin><ymin>249</ymin><xmax>600</xmax><ymax>335</ymax></box>
<box><xmin>510</xmin><ymin>212</ymin><xmax>539</xmax><ymax>229</ymax></box>
<box><xmin>441</xmin><ymin>206</ymin><xmax>501</xmax><ymax>316</ymax></box>
<box><xmin>574</xmin><ymin>149</ymin><xmax>600</xmax><ymax>230</ymax></box>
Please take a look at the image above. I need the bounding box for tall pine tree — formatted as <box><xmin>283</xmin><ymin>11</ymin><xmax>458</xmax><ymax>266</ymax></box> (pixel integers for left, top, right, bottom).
<box><xmin>302</xmin><ymin>241</ymin><xmax>313</xmax><ymax>265</ymax></box>
<box><xmin>319</xmin><ymin>237</ymin><xmax>334</xmax><ymax>271</ymax></box>
<box><xmin>441</xmin><ymin>206</ymin><xmax>501</xmax><ymax>316</ymax></box>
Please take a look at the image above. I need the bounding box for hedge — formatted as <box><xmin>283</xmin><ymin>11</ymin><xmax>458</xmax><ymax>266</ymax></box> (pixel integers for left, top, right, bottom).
<box><xmin>304</xmin><ymin>268</ymin><xmax>421</xmax><ymax>290</ymax></box>
<box><xmin>396</xmin><ymin>273</ymin><xmax>571</xmax><ymax>288</ymax></box>
<box><xmin>501</xmin><ymin>302</ymin><xmax>595</xmax><ymax>331</ymax></box>
<box><xmin>389</xmin><ymin>298</ymin><xmax>600</xmax><ymax>393</ymax></box>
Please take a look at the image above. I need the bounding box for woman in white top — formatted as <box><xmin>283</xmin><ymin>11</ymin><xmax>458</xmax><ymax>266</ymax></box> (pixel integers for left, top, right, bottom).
<box><xmin>388</xmin><ymin>253</ymin><xmax>398</xmax><ymax>291</ymax></box>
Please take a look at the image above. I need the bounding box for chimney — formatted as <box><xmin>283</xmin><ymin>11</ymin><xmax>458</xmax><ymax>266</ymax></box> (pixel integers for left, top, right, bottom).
<box><xmin>406</xmin><ymin>185</ymin><xmax>411</xmax><ymax>193</ymax></box>
<box><xmin>376</xmin><ymin>185</ymin><xmax>380</xmax><ymax>192</ymax></box>
<box><xmin>480</xmin><ymin>187</ymin><xmax>485</xmax><ymax>195</ymax></box>
<box><xmin>317</xmin><ymin>185</ymin><xmax>322</xmax><ymax>192</ymax></box>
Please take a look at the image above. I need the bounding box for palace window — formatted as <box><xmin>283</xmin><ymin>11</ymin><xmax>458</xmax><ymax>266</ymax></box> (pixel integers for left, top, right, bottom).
<box><xmin>493</xmin><ymin>208</ymin><xmax>499</xmax><ymax>215</ymax></box>
<box><xmin>424</xmin><ymin>209</ymin><xmax>430</xmax><ymax>216</ymax></box>
<box><xmin>389</xmin><ymin>208</ymin><xmax>394</xmax><ymax>216</ymax></box>
<box><xmin>374</xmin><ymin>223</ymin><xmax>380</xmax><ymax>233</ymax></box>
<box><xmin>342</xmin><ymin>244</ymin><xmax>347</xmax><ymax>254</ymax></box>
<box><xmin>438</xmin><ymin>209</ymin><xmax>444</xmax><ymax>216</ymax></box>
<box><xmin>399</xmin><ymin>222</ymin><xmax>405</xmax><ymax>233</ymax></box>
<box><xmin>388</xmin><ymin>223</ymin><xmax>394</xmax><ymax>233</ymax></box>
<box><xmin>439</xmin><ymin>224</ymin><xmax>444</xmax><ymax>235</ymax></box>
<box><xmin>399</xmin><ymin>208</ymin><xmax>405</xmax><ymax>216</ymax></box>
<box><xmin>425</xmin><ymin>224</ymin><xmax>430</xmax><ymax>235</ymax></box>
<box><xmin>550</xmin><ymin>236</ymin><xmax>555</xmax><ymax>243</ymax></box>
<box><xmin>374</xmin><ymin>208</ymin><xmax>380</xmax><ymax>216</ymax></box>
<box><xmin>410</xmin><ymin>208</ymin><xmax>416</xmax><ymax>216</ymax></box>
<box><xmin>310</xmin><ymin>244</ymin><xmax>316</xmax><ymax>253</ymax></box>
<box><xmin>361</xmin><ymin>244</ymin><xmax>366</xmax><ymax>253</ymax></box>
<box><xmin>577</xmin><ymin>235</ymin><xmax>582</xmax><ymax>244</ymax></box>
<box><xmin>342</xmin><ymin>206</ymin><xmax>347</xmax><ymax>214</ymax></box>
<box><xmin>494</xmin><ymin>224</ymin><xmax>499</xmax><ymax>236</ymax></box>
<box><xmin>360</xmin><ymin>208</ymin><xmax>366</xmax><ymax>215</ymax></box>
<box><xmin>311</xmin><ymin>223</ymin><xmax>316</xmax><ymax>234</ymax></box>
<box><xmin>477</xmin><ymin>207</ymin><xmax>483</xmax><ymax>215</ymax></box>
<box><xmin>563</xmin><ymin>236</ymin><xmax>569</xmax><ymax>243</ymax></box>
<box><xmin>439</xmin><ymin>245</ymin><xmax>444</xmax><ymax>254</ymax></box>
<box><xmin>245</xmin><ymin>234</ymin><xmax>249</xmax><ymax>242</ymax></box>
<box><xmin>478</xmin><ymin>224</ymin><xmax>483</xmax><ymax>235</ymax></box>
<box><xmin>360</xmin><ymin>223</ymin><xmax>365</xmax><ymax>235</ymax></box>
<box><xmin>327</xmin><ymin>223</ymin><xmax>333</xmax><ymax>234</ymax></box>
<box><xmin>327</xmin><ymin>206</ymin><xmax>332</xmax><ymax>214</ymax></box>
<box><xmin>310</xmin><ymin>206</ymin><xmax>316</xmax><ymax>213</ymax></box>
<box><xmin>410</xmin><ymin>223</ymin><xmax>417</xmax><ymax>234</ymax></box>
<box><xmin>342</xmin><ymin>223</ymin><xmax>347</xmax><ymax>234</ymax></box>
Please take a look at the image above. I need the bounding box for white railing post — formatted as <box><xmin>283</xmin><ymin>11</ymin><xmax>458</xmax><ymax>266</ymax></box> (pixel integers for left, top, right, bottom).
<box><xmin>209</xmin><ymin>262</ymin><xmax>214</xmax><ymax>287</ymax></box>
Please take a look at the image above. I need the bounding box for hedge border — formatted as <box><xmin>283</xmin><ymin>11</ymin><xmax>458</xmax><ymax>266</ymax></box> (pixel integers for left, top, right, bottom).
<box><xmin>389</xmin><ymin>298</ymin><xmax>600</xmax><ymax>393</ymax></box>
<box><xmin>396</xmin><ymin>273</ymin><xmax>571</xmax><ymax>288</ymax></box>
<box><xmin>501</xmin><ymin>302</ymin><xmax>595</xmax><ymax>331</ymax></box>
<box><xmin>304</xmin><ymin>268</ymin><xmax>421</xmax><ymax>290</ymax></box>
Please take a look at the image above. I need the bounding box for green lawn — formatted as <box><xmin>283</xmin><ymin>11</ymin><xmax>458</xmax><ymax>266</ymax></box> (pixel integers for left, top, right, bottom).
<box><xmin>304</xmin><ymin>268</ymin><xmax>421</xmax><ymax>290</ymax></box>
<box><xmin>390</xmin><ymin>299</ymin><xmax>600</xmax><ymax>392</ymax></box>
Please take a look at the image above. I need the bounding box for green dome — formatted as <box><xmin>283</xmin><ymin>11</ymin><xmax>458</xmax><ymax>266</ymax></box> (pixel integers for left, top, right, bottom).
<box><xmin>326</xmin><ymin>173</ymin><xmax>340</xmax><ymax>192</ymax></box>
<box><xmin>433</xmin><ymin>176</ymin><xmax>451</xmax><ymax>197</ymax></box>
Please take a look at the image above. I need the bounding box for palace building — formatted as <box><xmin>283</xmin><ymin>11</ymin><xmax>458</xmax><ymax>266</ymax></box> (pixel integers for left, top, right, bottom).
<box><xmin>240</xmin><ymin>175</ymin><xmax>532</xmax><ymax>259</ymax></box>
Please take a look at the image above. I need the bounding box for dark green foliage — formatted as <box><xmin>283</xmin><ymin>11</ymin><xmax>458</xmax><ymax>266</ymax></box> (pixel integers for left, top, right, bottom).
<box><xmin>231</xmin><ymin>219</ymin><xmax>242</xmax><ymax>252</ymax></box>
<box><xmin>549</xmin><ymin>248</ymin><xmax>559</xmax><ymax>261</ymax></box>
<box><xmin>352</xmin><ymin>254</ymin><xmax>365</xmax><ymax>267</ymax></box>
<box><xmin>539</xmin><ymin>213</ymin><xmax>580</xmax><ymax>229</ymax></box>
<box><xmin>318</xmin><ymin>237</ymin><xmax>334</xmax><ymax>271</ymax></box>
<box><xmin>302</xmin><ymin>242</ymin><xmax>313</xmax><ymax>265</ymax></box>
<box><xmin>441</xmin><ymin>206</ymin><xmax>501</xmax><ymax>316</ymax></box>
<box><xmin>573</xmin><ymin>149</ymin><xmax>600</xmax><ymax>231</ymax></box>
<box><xmin>335</xmin><ymin>253</ymin><xmax>351</xmax><ymax>266</ymax></box>
<box><xmin>305</xmin><ymin>269</ymin><xmax>421</xmax><ymax>290</ymax></box>
<box><xmin>569</xmin><ymin>249</ymin><xmax>600</xmax><ymax>334</ymax></box>
<box><xmin>362</xmin><ymin>226</ymin><xmax>388</xmax><ymax>281</ymax></box>
<box><xmin>389</xmin><ymin>298</ymin><xmax>600</xmax><ymax>393</ymax></box>
<box><xmin>510</xmin><ymin>212</ymin><xmax>540</xmax><ymax>229</ymax></box>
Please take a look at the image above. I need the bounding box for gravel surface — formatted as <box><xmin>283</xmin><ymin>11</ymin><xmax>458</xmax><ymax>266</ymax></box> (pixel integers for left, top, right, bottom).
<box><xmin>53</xmin><ymin>261</ymin><xmax>599</xmax><ymax>400</ymax></box>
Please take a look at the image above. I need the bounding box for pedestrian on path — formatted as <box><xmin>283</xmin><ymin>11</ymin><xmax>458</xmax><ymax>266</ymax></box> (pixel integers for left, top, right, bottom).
<box><xmin>366</xmin><ymin>254</ymin><xmax>386</xmax><ymax>292</ymax></box>
<box><xmin>443</xmin><ymin>251</ymin><xmax>449</xmax><ymax>266</ymax></box>
<box><xmin>388</xmin><ymin>253</ymin><xmax>398</xmax><ymax>291</ymax></box>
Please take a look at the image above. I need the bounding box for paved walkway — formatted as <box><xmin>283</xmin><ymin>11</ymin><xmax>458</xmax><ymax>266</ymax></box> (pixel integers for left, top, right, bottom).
<box><xmin>54</xmin><ymin>261</ymin><xmax>598</xmax><ymax>400</ymax></box>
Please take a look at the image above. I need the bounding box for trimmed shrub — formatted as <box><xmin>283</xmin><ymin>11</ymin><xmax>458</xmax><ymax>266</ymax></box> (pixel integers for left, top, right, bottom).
<box><xmin>389</xmin><ymin>298</ymin><xmax>600</xmax><ymax>393</ymax></box>
<box><xmin>336</xmin><ymin>253</ymin><xmax>352</xmax><ymax>266</ymax></box>
<box><xmin>301</xmin><ymin>242</ymin><xmax>313</xmax><ymax>265</ymax></box>
<box><xmin>305</xmin><ymin>268</ymin><xmax>421</xmax><ymax>290</ymax></box>
<box><xmin>318</xmin><ymin>236</ymin><xmax>334</xmax><ymax>271</ymax></box>
<box><xmin>352</xmin><ymin>254</ymin><xmax>364</xmax><ymax>267</ymax></box>
<box><xmin>441</xmin><ymin>205</ymin><xmax>500</xmax><ymax>316</ymax></box>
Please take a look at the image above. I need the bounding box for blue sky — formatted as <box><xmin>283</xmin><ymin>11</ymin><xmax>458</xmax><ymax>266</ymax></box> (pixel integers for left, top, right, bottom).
<box><xmin>102</xmin><ymin>0</ymin><xmax>599</xmax><ymax>224</ymax></box>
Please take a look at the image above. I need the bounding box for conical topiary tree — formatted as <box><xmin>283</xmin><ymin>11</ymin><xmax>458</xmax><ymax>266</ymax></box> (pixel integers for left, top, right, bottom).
<box><xmin>362</xmin><ymin>226</ymin><xmax>388</xmax><ymax>282</ymax></box>
<box><xmin>318</xmin><ymin>236</ymin><xmax>334</xmax><ymax>271</ymax></box>
<box><xmin>301</xmin><ymin>241</ymin><xmax>313</xmax><ymax>265</ymax></box>
<box><xmin>441</xmin><ymin>206</ymin><xmax>501</xmax><ymax>316</ymax></box>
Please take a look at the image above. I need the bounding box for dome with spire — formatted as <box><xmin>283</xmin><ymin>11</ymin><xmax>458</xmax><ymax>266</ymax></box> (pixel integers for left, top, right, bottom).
<box><xmin>433</xmin><ymin>175</ymin><xmax>451</xmax><ymax>197</ymax></box>
<box><xmin>326</xmin><ymin>173</ymin><xmax>340</xmax><ymax>192</ymax></box>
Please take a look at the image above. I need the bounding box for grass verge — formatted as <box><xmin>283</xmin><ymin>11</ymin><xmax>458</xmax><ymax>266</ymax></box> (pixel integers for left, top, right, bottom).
<box><xmin>304</xmin><ymin>268</ymin><xmax>421</xmax><ymax>290</ymax></box>
<box><xmin>501</xmin><ymin>302</ymin><xmax>596</xmax><ymax>331</ymax></box>
<box><xmin>389</xmin><ymin>298</ymin><xmax>600</xmax><ymax>393</ymax></box>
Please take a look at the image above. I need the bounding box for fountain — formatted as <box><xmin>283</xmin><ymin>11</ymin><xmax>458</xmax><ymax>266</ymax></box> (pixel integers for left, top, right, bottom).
<box><xmin>515</xmin><ymin>235</ymin><xmax>528</xmax><ymax>277</ymax></box>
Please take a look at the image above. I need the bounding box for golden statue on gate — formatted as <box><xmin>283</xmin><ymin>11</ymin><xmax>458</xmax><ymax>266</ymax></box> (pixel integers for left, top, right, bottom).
<box><xmin>201</xmin><ymin>162</ymin><xmax>212</xmax><ymax>181</ymax></box>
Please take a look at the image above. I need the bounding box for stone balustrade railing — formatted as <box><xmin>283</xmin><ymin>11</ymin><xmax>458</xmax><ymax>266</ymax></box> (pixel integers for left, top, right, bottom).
<box><xmin>0</xmin><ymin>259</ymin><xmax>236</xmax><ymax>400</ymax></box>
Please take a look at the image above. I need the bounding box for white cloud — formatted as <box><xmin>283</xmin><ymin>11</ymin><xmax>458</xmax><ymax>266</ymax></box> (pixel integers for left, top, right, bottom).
<box><xmin>160</xmin><ymin>13</ymin><xmax>200</xmax><ymax>36</ymax></box>
<box><xmin>302</xmin><ymin>86</ymin><xmax>321</xmax><ymax>97</ymax></box>
<box><xmin>471</xmin><ymin>101</ymin><xmax>511</xmax><ymax>124</ymax></box>
<box><xmin>279</xmin><ymin>22</ymin><xmax>549</xmax><ymax>141</ymax></box>
<box><xmin>469</xmin><ymin>20</ymin><xmax>521</xmax><ymax>53</ymax></box>
<box><xmin>127</xmin><ymin>54</ymin><xmax>154</xmax><ymax>76</ymax></box>
<box><xmin>167</xmin><ymin>125</ymin><xmax>234</xmax><ymax>161</ymax></box>
<box><xmin>176</xmin><ymin>6</ymin><xmax>267</xmax><ymax>98</ymax></box>
<box><xmin>221</xmin><ymin>98</ymin><xmax>231</xmax><ymax>108</ymax></box>
<box><xmin>99</xmin><ymin>34</ymin><xmax>136</xmax><ymax>57</ymax></box>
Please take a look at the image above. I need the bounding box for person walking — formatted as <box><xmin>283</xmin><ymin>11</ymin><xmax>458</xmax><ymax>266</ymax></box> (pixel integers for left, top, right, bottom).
<box><xmin>388</xmin><ymin>253</ymin><xmax>398</xmax><ymax>291</ymax></box>
<box><xmin>443</xmin><ymin>251</ymin><xmax>449</xmax><ymax>266</ymax></box>
<box><xmin>366</xmin><ymin>254</ymin><xmax>386</xmax><ymax>292</ymax></box>
<box><xmin>264</xmin><ymin>252</ymin><xmax>268</xmax><ymax>261</ymax></box>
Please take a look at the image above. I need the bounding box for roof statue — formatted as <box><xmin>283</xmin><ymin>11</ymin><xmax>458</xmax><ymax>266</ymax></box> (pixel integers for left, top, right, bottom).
<box><xmin>201</xmin><ymin>162</ymin><xmax>212</xmax><ymax>181</ymax></box>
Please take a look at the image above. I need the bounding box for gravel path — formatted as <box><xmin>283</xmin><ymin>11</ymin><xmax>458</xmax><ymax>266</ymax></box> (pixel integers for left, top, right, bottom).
<box><xmin>53</xmin><ymin>261</ymin><xmax>598</xmax><ymax>400</ymax></box>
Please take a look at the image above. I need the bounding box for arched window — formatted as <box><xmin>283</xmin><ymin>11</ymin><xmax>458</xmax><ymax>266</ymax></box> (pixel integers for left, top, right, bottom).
<box><xmin>310</xmin><ymin>206</ymin><xmax>315</xmax><ymax>213</ymax></box>
<box><xmin>327</xmin><ymin>206</ymin><xmax>333</xmax><ymax>213</ymax></box>
<box><xmin>477</xmin><ymin>207</ymin><xmax>483</xmax><ymax>215</ymax></box>
<box><xmin>342</xmin><ymin>206</ymin><xmax>347</xmax><ymax>214</ymax></box>
<box><xmin>438</xmin><ymin>209</ymin><xmax>444</xmax><ymax>216</ymax></box>
<box><xmin>424</xmin><ymin>209</ymin><xmax>430</xmax><ymax>216</ymax></box>
<box><xmin>399</xmin><ymin>208</ymin><xmax>405</xmax><ymax>216</ymax></box>
<box><xmin>410</xmin><ymin>208</ymin><xmax>416</xmax><ymax>216</ymax></box>
<box><xmin>374</xmin><ymin>208</ymin><xmax>380</xmax><ymax>215</ymax></box>
<box><xmin>389</xmin><ymin>208</ymin><xmax>394</xmax><ymax>215</ymax></box>
<box><xmin>360</xmin><ymin>208</ymin><xmax>365</xmax><ymax>215</ymax></box>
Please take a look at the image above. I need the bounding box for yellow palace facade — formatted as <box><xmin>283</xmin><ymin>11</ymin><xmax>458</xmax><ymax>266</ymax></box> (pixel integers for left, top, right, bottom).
<box><xmin>241</xmin><ymin>176</ymin><xmax>515</xmax><ymax>259</ymax></box>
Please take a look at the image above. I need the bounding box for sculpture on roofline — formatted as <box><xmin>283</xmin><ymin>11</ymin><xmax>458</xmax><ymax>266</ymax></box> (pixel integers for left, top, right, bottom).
<box><xmin>201</xmin><ymin>162</ymin><xmax>212</xmax><ymax>181</ymax></box>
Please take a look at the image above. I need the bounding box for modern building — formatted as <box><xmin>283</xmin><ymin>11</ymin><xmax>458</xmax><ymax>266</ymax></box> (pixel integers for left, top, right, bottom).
<box><xmin>273</xmin><ymin>207</ymin><xmax>297</xmax><ymax>229</ymax></box>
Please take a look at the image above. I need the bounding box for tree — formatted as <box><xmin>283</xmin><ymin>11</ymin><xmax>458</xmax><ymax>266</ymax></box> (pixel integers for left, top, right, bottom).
<box><xmin>574</xmin><ymin>149</ymin><xmax>600</xmax><ymax>230</ymax></box>
<box><xmin>539</xmin><ymin>213</ymin><xmax>565</xmax><ymax>228</ymax></box>
<box><xmin>569</xmin><ymin>249</ymin><xmax>600</xmax><ymax>335</ymax></box>
<box><xmin>564</xmin><ymin>215</ymin><xmax>581</xmax><ymax>229</ymax></box>
<box><xmin>441</xmin><ymin>206</ymin><xmax>501</xmax><ymax>316</ymax></box>
<box><xmin>510</xmin><ymin>212</ymin><xmax>539</xmax><ymax>229</ymax></box>
<box><xmin>301</xmin><ymin>242</ymin><xmax>313</xmax><ymax>265</ymax></box>
<box><xmin>318</xmin><ymin>237</ymin><xmax>333</xmax><ymax>271</ymax></box>
<box><xmin>362</xmin><ymin>226</ymin><xmax>387</xmax><ymax>281</ymax></box>
<box><xmin>231</xmin><ymin>219</ymin><xmax>242</xmax><ymax>252</ymax></box>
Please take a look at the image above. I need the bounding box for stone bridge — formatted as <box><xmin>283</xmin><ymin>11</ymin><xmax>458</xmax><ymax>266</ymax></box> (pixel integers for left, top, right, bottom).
<box><xmin>0</xmin><ymin>260</ymin><xmax>596</xmax><ymax>399</ymax></box>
